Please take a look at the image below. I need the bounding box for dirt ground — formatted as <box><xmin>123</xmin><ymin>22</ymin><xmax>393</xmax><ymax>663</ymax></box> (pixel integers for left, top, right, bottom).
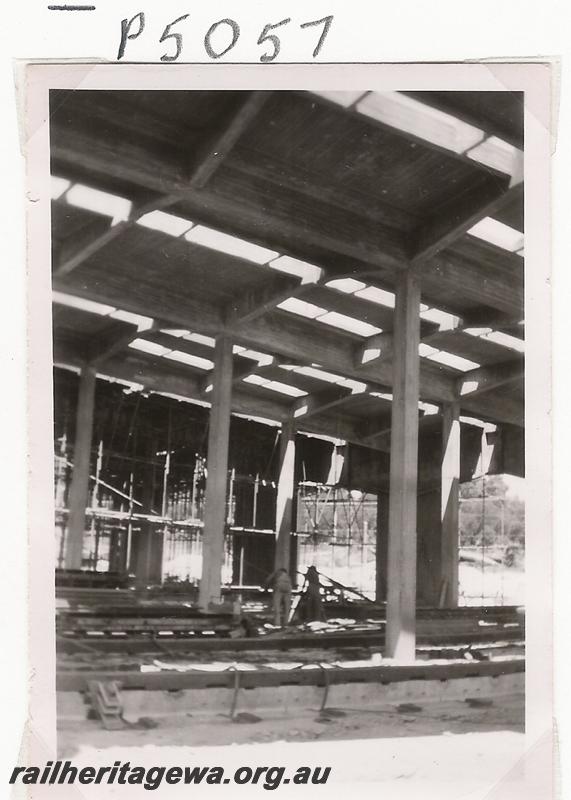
<box><xmin>59</xmin><ymin>692</ymin><xmax>524</xmax><ymax>754</ymax></box>
<box><xmin>53</xmin><ymin>693</ymin><xmax>528</xmax><ymax>798</ymax></box>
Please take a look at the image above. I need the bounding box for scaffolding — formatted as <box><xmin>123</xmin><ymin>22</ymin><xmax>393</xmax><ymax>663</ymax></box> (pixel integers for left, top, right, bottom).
<box><xmin>296</xmin><ymin>482</ymin><xmax>377</xmax><ymax>597</ymax></box>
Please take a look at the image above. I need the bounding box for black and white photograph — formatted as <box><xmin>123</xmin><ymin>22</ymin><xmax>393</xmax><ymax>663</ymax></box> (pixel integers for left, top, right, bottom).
<box><xmin>19</xmin><ymin>62</ymin><xmax>553</xmax><ymax>797</ymax></box>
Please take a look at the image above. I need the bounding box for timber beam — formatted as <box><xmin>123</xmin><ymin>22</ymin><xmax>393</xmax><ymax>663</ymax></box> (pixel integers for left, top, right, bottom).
<box><xmin>53</xmin><ymin>340</ymin><xmax>389</xmax><ymax>452</ymax></box>
<box><xmin>53</xmin><ymin>280</ymin><xmax>523</xmax><ymax>425</ymax></box>
<box><xmin>224</xmin><ymin>273</ymin><xmax>309</xmax><ymax>327</ymax></box>
<box><xmin>457</xmin><ymin>359</ymin><xmax>524</xmax><ymax>399</ymax></box>
<box><xmin>53</xmin><ymin>92</ymin><xmax>270</xmax><ymax>278</ymax></box>
<box><xmin>51</xmin><ymin>123</ymin><xmax>407</xmax><ymax>275</ymax></box>
<box><xmin>54</xmin><ymin>194</ymin><xmax>182</xmax><ymax>279</ymax></box>
<box><xmin>411</xmin><ymin>181</ymin><xmax>523</xmax><ymax>264</ymax></box>
<box><xmin>291</xmin><ymin>384</ymin><xmax>368</xmax><ymax>422</ymax></box>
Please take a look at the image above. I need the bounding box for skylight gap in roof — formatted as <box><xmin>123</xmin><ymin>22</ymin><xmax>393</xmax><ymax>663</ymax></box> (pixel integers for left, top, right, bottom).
<box><xmin>66</xmin><ymin>184</ymin><xmax>132</xmax><ymax>225</ymax></box>
<box><xmin>53</xmin><ymin>291</ymin><xmax>115</xmax><ymax>317</ymax></box>
<box><xmin>466</xmin><ymin>136</ymin><xmax>523</xmax><ymax>178</ymax></box>
<box><xmin>137</xmin><ymin>210</ymin><xmax>194</xmax><ymax>237</ymax></box>
<box><xmin>110</xmin><ymin>309</ymin><xmax>154</xmax><ymax>331</ymax></box>
<box><xmin>243</xmin><ymin>374</ymin><xmax>307</xmax><ymax>398</ymax></box>
<box><xmin>164</xmin><ymin>351</ymin><xmax>214</xmax><ymax>370</ymax></box>
<box><xmin>51</xmin><ymin>176</ymin><xmax>71</xmax><ymax>200</ymax></box>
<box><xmin>356</xmin><ymin>92</ymin><xmax>485</xmax><ymax>155</ymax></box>
<box><xmin>354</xmin><ymin>286</ymin><xmax>396</xmax><ymax>308</ymax></box>
<box><xmin>467</xmin><ymin>217</ymin><xmax>524</xmax><ymax>253</ymax></box>
<box><xmin>464</xmin><ymin>328</ymin><xmax>524</xmax><ymax>353</ymax></box>
<box><xmin>326</xmin><ymin>278</ymin><xmax>367</xmax><ymax>294</ymax></box>
<box><xmin>317</xmin><ymin>311</ymin><xmax>383</xmax><ymax>337</ymax></box>
<box><xmin>325</xmin><ymin>278</ymin><xmax>397</xmax><ymax>311</ymax></box>
<box><xmin>420</xmin><ymin>307</ymin><xmax>459</xmax><ymax>329</ymax></box>
<box><xmin>419</xmin><ymin>345</ymin><xmax>480</xmax><ymax>372</ymax></box>
<box><xmin>313</xmin><ymin>90</ymin><xmax>368</xmax><ymax>108</ymax></box>
<box><xmin>277</xmin><ymin>298</ymin><xmax>328</xmax><ymax>319</ymax></box>
<box><xmin>129</xmin><ymin>339</ymin><xmax>171</xmax><ymax>357</ymax></box>
<box><xmin>185</xmin><ymin>225</ymin><xmax>278</xmax><ymax>265</ymax></box>
<box><xmin>269</xmin><ymin>256</ymin><xmax>322</xmax><ymax>284</ymax></box>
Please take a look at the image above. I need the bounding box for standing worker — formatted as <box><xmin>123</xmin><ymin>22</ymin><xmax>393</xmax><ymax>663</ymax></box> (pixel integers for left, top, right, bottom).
<box><xmin>305</xmin><ymin>565</ymin><xmax>326</xmax><ymax>621</ymax></box>
<box><xmin>264</xmin><ymin>567</ymin><xmax>293</xmax><ymax>627</ymax></box>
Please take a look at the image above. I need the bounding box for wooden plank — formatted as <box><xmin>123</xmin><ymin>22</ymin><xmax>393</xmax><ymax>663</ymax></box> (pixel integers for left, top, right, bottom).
<box><xmin>199</xmin><ymin>338</ymin><xmax>234</xmax><ymax>609</ymax></box>
<box><xmin>64</xmin><ymin>366</ymin><xmax>96</xmax><ymax>570</ymax></box>
<box><xmin>386</xmin><ymin>272</ymin><xmax>421</xmax><ymax>662</ymax></box>
<box><xmin>275</xmin><ymin>419</ymin><xmax>296</xmax><ymax>571</ymax></box>
<box><xmin>441</xmin><ymin>402</ymin><xmax>460</xmax><ymax>608</ymax></box>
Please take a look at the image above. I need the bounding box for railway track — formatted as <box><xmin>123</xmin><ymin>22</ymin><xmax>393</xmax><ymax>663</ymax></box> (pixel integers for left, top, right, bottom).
<box><xmin>57</xmin><ymin>657</ymin><xmax>524</xmax><ymax>692</ymax></box>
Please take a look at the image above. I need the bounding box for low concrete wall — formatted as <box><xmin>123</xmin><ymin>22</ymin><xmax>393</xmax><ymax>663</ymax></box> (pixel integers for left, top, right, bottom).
<box><xmin>58</xmin><ymin>671</ymin><xmax>524</xmax><ymax>722</ymax></box>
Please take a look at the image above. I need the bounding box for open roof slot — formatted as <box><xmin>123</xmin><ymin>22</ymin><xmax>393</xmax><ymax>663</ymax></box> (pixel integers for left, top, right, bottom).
<box><xmin>420</xmin><ymin>307</ymin><xmax>459</xmax><ymax>329</ymax></box>
<box><xmin>185</xmin><ymin>225</ymin><xmax>278</xmax><ymax>264</ymax></box>
<box><xmin>466</xmin><ymin>136</ymin><xmax>523</xmax><ymax>178</ymax></box>
<box><xmin>163</xmin><ymin>351</ymin><xmax>214</xmax><ymax>370</ymax></box>
<box><xmin>313</xmin><ymin>90</ymin><xmax>368</xmax><ymax>107</ymax></box>
<box><xmin>51</xmin><ymin>176</ymin><xmax>71</xmax><ymax>200</ymax></box>
<box><xmin>137</xmin><ymin>210</ymin><xmax>194</xmax><ymax>237</ymax></box>
<box><xmin>269</xmin><ymin>256</ymin><xmax>322</xmax><ymax>284</ymax></box>
<box><xmin>184</xmin><ymin>333</ymin><xmax>216</xmax><ymax>348</ymax></box>
<box><xmin>160</xmin><ymin>329</ymin><xmax>191</xmax><ymax>339</ymax></box>
<box><xmin>109</xmin><ymin>309</ymin><xmax>154</xmax><ymax>331</ymax></box>
<box><xmin>325</xmin><ymin>278</ymin><xmax>397</xmax><ymax>310</ymax></box>
<box><xmin>53</xmin><ymin>291</ymin><xmax>115</xmax><ymax>317</ymax></box>
<box><xmin>280</xmin><ymin>365</ymin><xmax>342</xmax><ymax>384</ymax></box>
<box><xmin>65</xmin><ymin>184</ymin><xmax>132</xmax><ymax>225</ymax></box>
<box><xmin>277</xmin><ymin>297</ymin><xmax>328</xmax><ymax>319</ymax></box>
<box><xmin>316</xmin><ymin>311</ymin><xmax>383</xmax><ymax>337</ymax></box>
<box><xmin>354</xmin><ymin>285</ymin><xmax>396</xmax><ymax>308</ymax></box>
<box><xmin>464</xmin><ymin>328</ymin><xmax>525</xmax><ymax>353</ymax></box>
<box><xmin>129</xmin><ymin>339</ymin><xmax>171</xmax><ymax>357</ymax></box>
<box><xmin>243</xmin><ymin>374</ymin><xmax>307</xmax><ymax>397</ymax></box>
<box><xmin>419</xmin><ymin>343</ymin><xmax>479</xmax><ymax>372</ymax></box>
<box><xmin>326</xmin><ymin>278</ymin><xmax>367</xmax><ymax>294</ymax></box>
<box><xmin>418</xmin><ymin>401</ymin><xmax>439</xmax><ymax>415</ymax></box>
<box><xmin>356</xmin><ymin>92</ymin><xmax>484</xmax><ymax>155</ymax></box>
<box><xmin>467</xmin><ymin>217</ymin><xmax>524</xmax><ymax>253</ymax></box>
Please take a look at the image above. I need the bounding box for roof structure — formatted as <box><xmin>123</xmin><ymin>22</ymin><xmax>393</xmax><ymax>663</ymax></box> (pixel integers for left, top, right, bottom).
<box><xmin>51</xmin><ymin>89</ymin><xmax>524</xmax><ymax>450</ymax></box>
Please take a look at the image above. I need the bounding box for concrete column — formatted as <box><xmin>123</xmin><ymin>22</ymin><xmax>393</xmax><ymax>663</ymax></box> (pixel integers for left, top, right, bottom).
<box><xmin>417</xmin><ymin>489</ymin><xmax>442</xmax><ymax>606</ymax></box>
<box><xmin>375</xmin><ymin>492</ymin><xmax>389</xmax><ymax>602</ymax></box>
<box><xmin>386</xmin><ymin>271</ymin><xmax>421</xmax><ymax>662</ymax></box>
<box><xmin>199</xmin><ymin>337</ymin><xmax>234</xmax><ymax>609</ymax></box>
<box><xmin>64</xmin><ymin>366</ymin><xmax>96</xmax><ymax>570</ymax></box>
<box><xmin>441</xmin><ymin>401</ymin><xmax>460</xmax><ymax>607</ymax></box>
<box><xmin>275</xmin><ymin>418</ymin><xmax>296</xmax><ymax>574</ymax></box>
<box><xmin>130</xmin><ymin>452</ymin><xmax>164</xmax><ymax>586</ymax></box>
